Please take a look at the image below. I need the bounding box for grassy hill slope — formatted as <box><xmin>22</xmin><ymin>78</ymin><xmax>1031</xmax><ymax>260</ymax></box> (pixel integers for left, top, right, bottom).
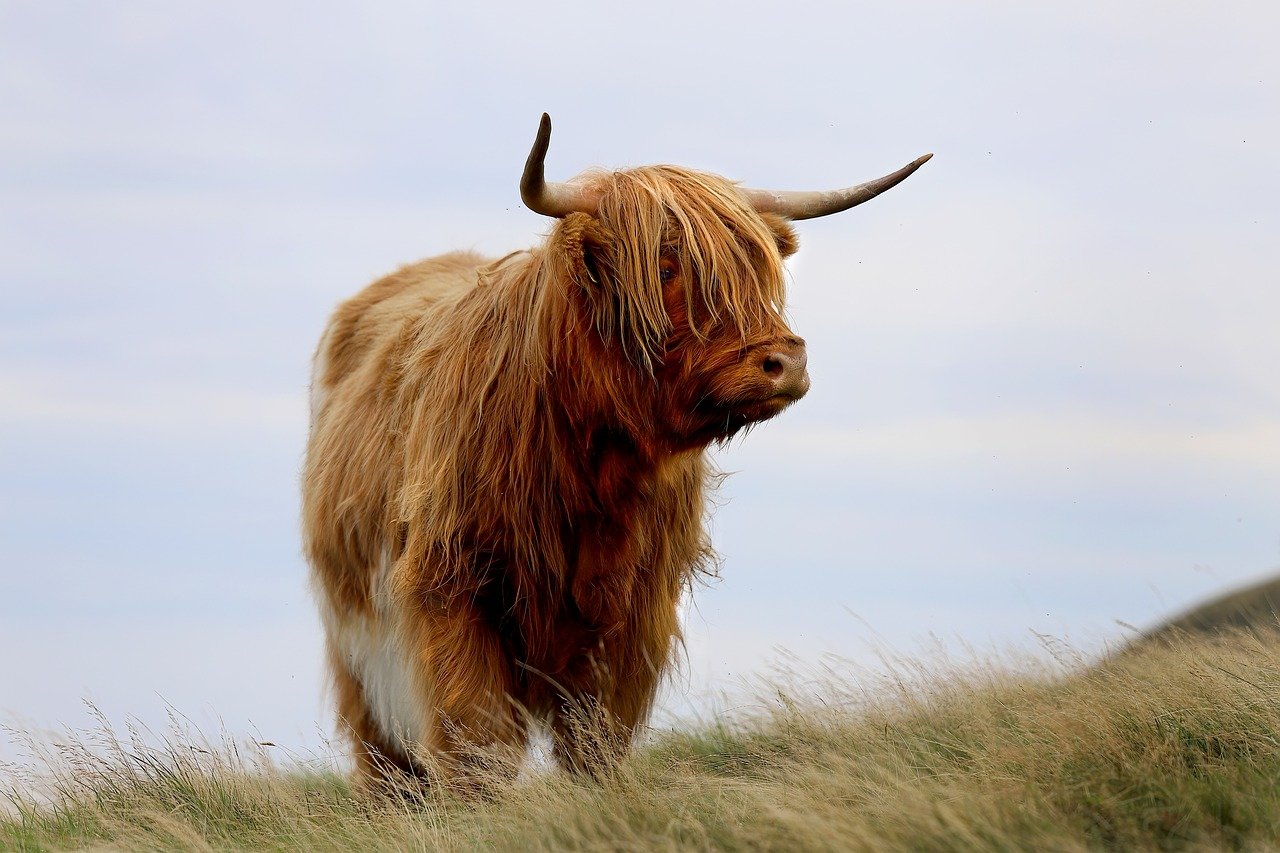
<box><xmin>1136</xmin><ymin>573</ymin><xmax>1280</xmax><ymax>646</ymax></box>
<box><xmin>7</xmin><ymin>629</ymin><xmax>1280</xmax><ymax>851</ymax></box>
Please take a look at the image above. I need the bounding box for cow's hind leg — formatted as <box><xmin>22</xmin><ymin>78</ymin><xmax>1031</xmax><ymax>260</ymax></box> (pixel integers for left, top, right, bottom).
<box><xmin>326</xmin><ymin>640</ymin><xmax>422</xmax><ymax>792</ymax></box>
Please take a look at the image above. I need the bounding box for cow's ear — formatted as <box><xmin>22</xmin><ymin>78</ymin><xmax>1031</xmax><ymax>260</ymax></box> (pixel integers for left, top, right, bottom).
<box><xmin>578</xmin><ymin>219</ymin><xmax>616</xmax><ymax>290</ymax></box>
<box><xmin>556</xmin><ymin>212</ymin><xmax>616</xmax><ymax>290</ymax></box>
<box><xmin>760</xmin><ymin>212</ymin><xmax>800</xmax><ymax>258</ymax></box>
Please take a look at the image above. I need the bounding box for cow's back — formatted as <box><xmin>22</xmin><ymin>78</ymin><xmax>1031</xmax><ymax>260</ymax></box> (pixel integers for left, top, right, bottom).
<box><xmin>314</xmin><ymin>251</ymin><xmax>487</xmax><ymax>398</ymax></box>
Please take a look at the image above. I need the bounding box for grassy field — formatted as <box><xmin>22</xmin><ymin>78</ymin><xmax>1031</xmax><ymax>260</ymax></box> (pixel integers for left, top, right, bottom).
<box><xmin>6</xmin><ymin>624</ymin><xmax>1280</xmax><ymax>852</ymax></box>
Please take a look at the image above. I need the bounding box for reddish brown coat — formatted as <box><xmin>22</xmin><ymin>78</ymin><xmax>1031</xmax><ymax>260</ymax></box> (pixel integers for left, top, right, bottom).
<box><xmin>303</xmin><ymin>166</ymin><xmax>804</xmax><ymax>786</ymax></box>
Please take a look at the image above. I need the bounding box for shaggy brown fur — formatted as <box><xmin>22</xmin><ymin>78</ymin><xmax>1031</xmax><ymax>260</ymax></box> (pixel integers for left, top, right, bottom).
<box><xmin>303</xmin><ymin>165</ymin><xmax>806</xmax><ymax>787</ymax></box>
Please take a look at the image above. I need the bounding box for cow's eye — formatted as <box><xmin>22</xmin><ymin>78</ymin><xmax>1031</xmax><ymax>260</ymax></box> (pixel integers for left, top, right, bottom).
<box><xmin>659</xmin><ymin>266</ymin><xmax>676</xmax><ymax>284</ymax></box>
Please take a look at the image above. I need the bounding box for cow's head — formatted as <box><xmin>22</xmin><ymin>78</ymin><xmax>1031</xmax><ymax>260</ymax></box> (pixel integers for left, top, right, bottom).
<box><xmin>522</xmin><ymin>114</ymin><xmax>929</xmax><ymax>449</ymax></box>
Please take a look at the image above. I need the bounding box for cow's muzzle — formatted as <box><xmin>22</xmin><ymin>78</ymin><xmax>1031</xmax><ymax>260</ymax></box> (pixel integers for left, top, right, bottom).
<box><xmin>758</xmin><ymin>337</ymin><xmax>810</xmax><ymax>402</ymax></box>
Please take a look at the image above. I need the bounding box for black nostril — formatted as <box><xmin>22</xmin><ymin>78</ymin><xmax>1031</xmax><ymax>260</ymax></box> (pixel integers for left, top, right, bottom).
<box><xmin>762</xmin><ymin>356</ymin><xmax>785</xmax><ymax>377</ymax></box>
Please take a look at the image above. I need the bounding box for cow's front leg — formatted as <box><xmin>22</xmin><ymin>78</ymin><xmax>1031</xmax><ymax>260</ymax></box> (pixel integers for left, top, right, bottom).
<box><xmin>548</xmin><ymin>684</ymin><xmax>638</xmax><ymax>777</ymax></box>
<box><xmin>548</xmin><ymin>628</ymin><xmax>674</xmax><ymax>776</ymax></box>
<box><xmin>401</xmin><ymin>599</ymin><xmax>528</xmax><ymax>791</ymax></box>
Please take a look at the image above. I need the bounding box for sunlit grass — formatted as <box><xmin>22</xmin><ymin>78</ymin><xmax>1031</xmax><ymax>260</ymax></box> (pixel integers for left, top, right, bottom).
<box><xmin>6</xmin><ymin>632</ymin><xmax>1280</xmax><ymax>851</ymax></box>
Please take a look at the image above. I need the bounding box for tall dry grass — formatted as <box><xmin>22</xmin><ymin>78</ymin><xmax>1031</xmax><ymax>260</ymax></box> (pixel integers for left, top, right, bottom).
<box><xmin>6</xmin><ymin>632</ymin><xmax>1280</xmax><ymax>851</ymax></box>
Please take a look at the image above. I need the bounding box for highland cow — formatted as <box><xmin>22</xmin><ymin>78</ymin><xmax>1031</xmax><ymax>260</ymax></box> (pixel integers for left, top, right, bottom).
<box><xmin>303</xmin><ymin>114</ymin><xmax>929</xmax><ymax>786</ymax></box>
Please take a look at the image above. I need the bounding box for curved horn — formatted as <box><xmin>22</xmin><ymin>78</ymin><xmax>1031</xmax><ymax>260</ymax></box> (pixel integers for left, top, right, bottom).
<box><xmin>519</xmin><ymin>113</ymin><xmax>599</xmax><ymax>218</ymax></box>
<box><xmin>740</xmin><ymin>153</ymin><xmax>933</xmax><ymax>221</ymax></box>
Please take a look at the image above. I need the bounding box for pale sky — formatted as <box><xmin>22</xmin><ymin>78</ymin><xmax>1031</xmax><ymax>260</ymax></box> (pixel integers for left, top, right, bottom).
<box><xmin>2</xmin><ymin>2</ymin><xmax>1278</xmax><ymax>764</ymax></box>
